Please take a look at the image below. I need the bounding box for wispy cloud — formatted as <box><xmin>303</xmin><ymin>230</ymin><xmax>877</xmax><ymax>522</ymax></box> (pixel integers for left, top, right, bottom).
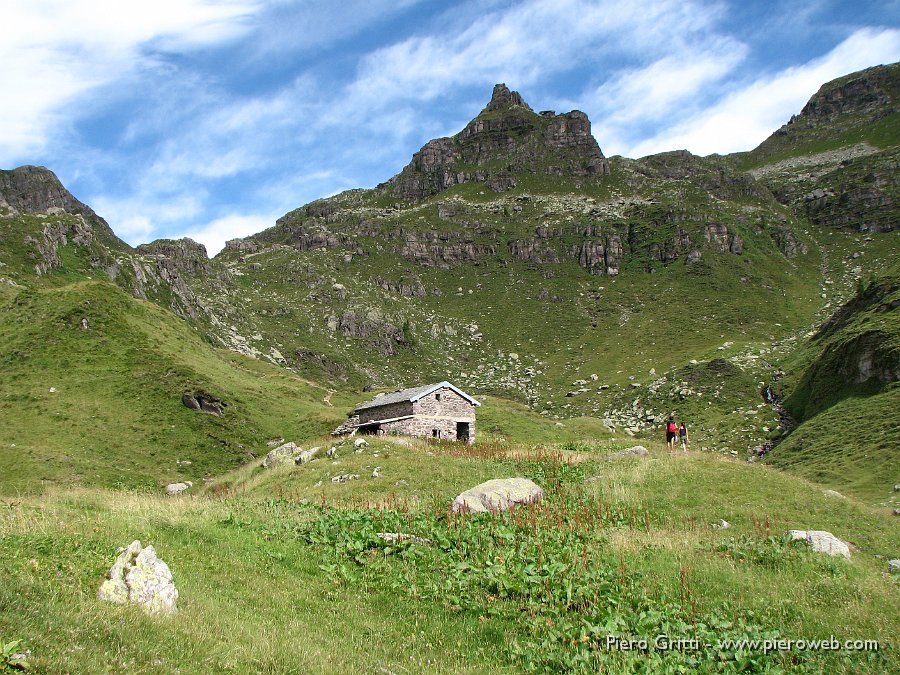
<box><xmin>620</xmin><ymin>27</ymin><xmax>900</xmax><ymax>157</ymax></box>
<box><xmin>0</xmin><ymin>0</ymin><xmax>263</xmax><ymax>161</ymax></box>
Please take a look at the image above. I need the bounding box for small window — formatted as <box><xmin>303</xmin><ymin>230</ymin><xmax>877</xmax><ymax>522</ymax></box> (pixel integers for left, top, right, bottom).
<box><xmin>432</xmin><ymin>429</ymin><xmax>439</xmax><ymax>438</ymax></box>
<box><xmin>435</xmin><ymin>393</ymin><xmax>441</xmax><ymax>401</ymax></box>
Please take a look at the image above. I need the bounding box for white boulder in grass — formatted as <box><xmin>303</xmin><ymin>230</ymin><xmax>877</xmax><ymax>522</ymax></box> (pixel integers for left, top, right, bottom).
<box><xmin>165</xmin><ymin>481</ymin><xmax>192</xmax><ymax>495</ymax></box>
<box><xmin>451</xmin><ymin>478</ymin><xmax>543</xmax><ymax>514</ymax></box>
<box><xmin>788</xmin><ymin>530</ymin><xmax>851</xmax><ymax>558</ymax></box>
<box><xmin>98</xmin><ymin>540</ymin><xmax>178</xmax><ymax>615</ymax></box>
<box><xmin>263</xmin><ymin>441</ymin><xmax>300</xmax><ymax>468</ymax></box>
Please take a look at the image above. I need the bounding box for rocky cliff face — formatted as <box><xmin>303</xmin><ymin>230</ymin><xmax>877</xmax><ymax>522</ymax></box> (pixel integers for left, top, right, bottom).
<box><xmin>748</xmin><ymin>63</ymin><xmax>899</xmax><ymax>233</ymax></box>
<box><xmin>388</xmin><ymin>84</ymin><xmax>610</xmax><ymax>201</ymax></box>
<box><xmin>0</xmin><ymin>166</ymin><xmax>124</xmax><ymax>246</ymax></box>
<box><xmin>136</xmin><ymin>238</ymin><xmax>212</xmax><ymax>276</ymax></box>
<box><xmin>779</xmin><ymin>64</ymin><xmax>898</xmax><ymax>132</ymax></box>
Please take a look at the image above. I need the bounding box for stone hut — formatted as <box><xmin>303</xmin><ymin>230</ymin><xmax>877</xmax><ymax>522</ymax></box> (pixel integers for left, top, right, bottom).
<box><xmin>346</xmin><ymin>381</ymin><xmax>480</xmax><ymax>444</ymax></box>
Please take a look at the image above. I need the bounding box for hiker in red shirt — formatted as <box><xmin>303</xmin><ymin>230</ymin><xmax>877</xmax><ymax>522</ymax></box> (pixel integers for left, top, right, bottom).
<box><xmin>665</xmin><ymin>415</ymin><xmax>678</xmax><ymax>451</ymax></box>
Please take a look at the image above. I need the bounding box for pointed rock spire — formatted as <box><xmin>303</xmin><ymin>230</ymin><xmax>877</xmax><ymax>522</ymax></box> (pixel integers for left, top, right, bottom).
<box><xmin>481</xmin><ymin>83</ymin><xmax>533</xmax><ymax>114</ymax></box>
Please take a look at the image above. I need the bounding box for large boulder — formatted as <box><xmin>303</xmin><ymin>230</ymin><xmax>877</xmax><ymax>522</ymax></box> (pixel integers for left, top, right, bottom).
<box><xmin>606</xmin><ymin>445</ymin><xmax>649</xmax><ymax>460</ymax></box>
<box><xmin>295</xmin><ymin>447</ymin><xmax>320</xmax><ymax>465</ymax></box>
<box><xmin>263</xmin><ymin>442</ymin><xmax>300</xmax><ymax>468</ymax></box>
<box><xmin>98</xmin><ymin>540</ymin><xmax>178</xmax><ymax>616</ymax></box>
<box><xmin>451</xmin><ymin>478</ymin><xmax>543</xmax><ymax>513</ymax></box>
<box><xmin>165</xmin><ymin>481</ymin><xmax>192</xmax><ymax>495</ymax></box>
<box><xmin>788</xmin><ymin>530</ymin><xmax>851</xmax><ymax>558</ymax></box>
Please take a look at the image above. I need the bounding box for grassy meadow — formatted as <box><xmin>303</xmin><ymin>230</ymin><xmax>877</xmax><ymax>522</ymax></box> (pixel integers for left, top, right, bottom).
<box><xmin>1</xmin><ymin>438</ymin><xmax>898</xmax><ymax>673</ymax></box>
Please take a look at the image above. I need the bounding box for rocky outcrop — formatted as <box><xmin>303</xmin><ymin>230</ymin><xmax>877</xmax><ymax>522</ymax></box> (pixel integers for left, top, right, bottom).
<box><xmin>400</xmin><ymin>237</ymin><xmax>496</xmax><ymax>268</ymax></box>
<box><xmin>389</xmin><ymin>84</ymin><xmax>610</xmax><ymax>201</ymax></box>
<box><xmin>181</xmin><ymin>391</ymin><xmax>227</xmax><ymax>416</ymax></box>
<box><xmin>0</xmin><ymin>166</ymin><xmax>124</xmax><ymax>246</ymax></box>
<box><xmin>704</xmin><ymin>223</ymin><xmax>744</xmax><ymax>255</ymax></box>
<box><xmin>332</xmin><ymin>310</ymin><xmax>408</xmax><ymax>356</ymax></box>
<box><xmin>136</xmin><ymin>238</ymin><xmax>211</xmax><ymax>276</ymax></box>
<box><xmin>577</xmin><ymin>236</ymin><xmax>623</xmax><ymax>275</ymax></box>
<box><xmin>769</xmin><ymin>223</ymin><xmax>808</xmax><ymax>257</ymax></box>
<box><xmin>799</xmin><ymin>155</ymin><xmax>898</xmax><ymax>233</ymax></box>
<box><xmin>781</xmin><ymin>65</ymin><xmax>897</xmax><ymax>131</ymax></box>
<box><xmin>508</xmin><ymin>239</ymin><xmax>559</xmax><ymax>264</ymax></box>
<box><xmin>22</xmin><ymin>216</ymin><xmax>98</xmax><ymax>275</ymax></box>
<box><xmin>371</xmin><ymin>275</ymin><xmax>427</xmax><ymax>298</ymax></box>
<box><xmin>98</xmin><ymin>540</ymin><xmax>178</xmax><ymax>615</ymax></box>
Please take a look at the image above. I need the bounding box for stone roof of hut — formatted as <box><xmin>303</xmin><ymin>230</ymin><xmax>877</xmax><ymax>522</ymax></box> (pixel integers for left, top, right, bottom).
<box><xmin>355</xmin><ymin>381</ymin><xmax>480</xmax><ymax>411</ymax></box>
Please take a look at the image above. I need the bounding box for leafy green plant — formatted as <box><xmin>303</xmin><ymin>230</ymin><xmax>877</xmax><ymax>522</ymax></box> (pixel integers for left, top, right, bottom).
<box><xmin>1</xmin><ymin>639</ymin><xmax>28</xmax><ymax>672</ymax></box>
<box><xmin>295</xmin><ymin>462</ymin><xmax>806</xmax><ymax>673</ymax></box>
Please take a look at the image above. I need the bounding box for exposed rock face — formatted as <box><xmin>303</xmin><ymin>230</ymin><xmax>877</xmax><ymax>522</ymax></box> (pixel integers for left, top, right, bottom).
<box><xmin>390</xmin><ymin>84</ymin><xmax>610</xmax><ymax>201</ymax></box>
<box><xmin>334</xmin><ymin>310</ymin><xmax>408</xmax><ymax>356</ymax></box>
<box><xmin>752</xmin><ymin>64</ymin><xmax>899</xmax><ymax>233</ymax></box>
<box><xmin>98</xmin><ymin>540</ymin><xmax>178</xmax><ymax>616</ymax></box>
<box><xmin>136</xmin><ymin>238</ymin><xmax>211</xmax><ymax>276</ymax></box>
<box><xmin>22</xmin><ymin>216</ymin><xmax>97</xmax><ymax>275</ymax></box>
<box><xmin>782</xmin><ymin>65</ymin><xmax>896</xmax><ymax>129</ymax></box>
<box><xmin>400</xmin><ymin>237</ymin><xmax>497</xmax><ymax>268</ymax></box>
<box><xmin>0</xmin><ymin>166</ymin><xmax>123</xmax><ymax>244</ymax></box>
<box><xmin>509</xmin><ymin>238</ymin><xmax>559</xmax><ymax>264</ymax></box>
<box><xmin>371</xmin><ymin>275</ymin><xmax>427</xmax><ymax>298</ymax></box>
<box><xmin>482</xmin><ymin>83</ymin><xmax>532</xmax><ymax>113</ymax></box>
<box><xmin>577</xmin><ymin>235</ymin><xmax>623</xmax><ymax>275</ymax></box>
<box><xmin>704</xmin><ymin>223</ymin><xmax>744</xmax><ymax>255</ymax></box>
<box><xmin>788</xmin><ymin>530</ymin><xmax>850</xmax><ymax>558</ymax></box>
<box><xmin>451</xmin><ymin>477</ymin><xmax>543</xmax><ymax>513</ymax></box>
<box><xmin>181</xmin><ymin>391</ymin><xmax>226</xmax><ymax>416</ymax></box>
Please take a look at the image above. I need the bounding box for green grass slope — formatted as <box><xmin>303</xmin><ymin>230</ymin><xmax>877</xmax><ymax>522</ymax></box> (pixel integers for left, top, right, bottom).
<box><xmin>0</xmin><ymin>280</ymin><xmax>348</xmax><ymax>495</ymax></box>
<box><xmin>765</xmin><ymin>264</ymin><xmax>900</xmax><ymax>502</ymax></box>
<box><xmin>1</xmin><ymin>446</ymin><xmax>897</xmax><ymax>673</ymax></box>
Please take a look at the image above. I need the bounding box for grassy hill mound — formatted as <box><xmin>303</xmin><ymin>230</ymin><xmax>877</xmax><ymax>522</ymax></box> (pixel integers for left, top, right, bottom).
<box><xmin>1</xmin><ymin>443</ymin><xmax>897</xmax><ymax>672</ymax></box>
<box><xmin>0</xmin><ymin>279</ymin><xmax>347</xmax><ymax>495</ymax></box>
<box><xmin>765</xmin><ymin>264</ymin><xmax>900</xmax><ymax>502</ymax></box>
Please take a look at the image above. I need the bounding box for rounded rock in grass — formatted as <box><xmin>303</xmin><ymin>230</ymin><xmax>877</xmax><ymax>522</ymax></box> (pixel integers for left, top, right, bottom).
<box><xmin>451</xmin><ymin>477</ymin><xmax>543</xmax><ymax>513</ymax></box>
<box><xmin>165</xmin><ymin>481</ymin><xmax>192</xmax><ymax>495</ymax></box>
<box><xmin>263</xmin><ymin>442</ymin><xmax>300</xmax><ymax>468</ymax></box>
<box><xmin>787</xmin><ymin>530</ymin><xmax>851</xmax><ymax>558</ymax></box>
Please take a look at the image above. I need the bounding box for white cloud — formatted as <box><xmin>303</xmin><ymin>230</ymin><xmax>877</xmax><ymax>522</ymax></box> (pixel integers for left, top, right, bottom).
<box><xmin>345</xmin><ymin>0</ymin><xmax>727</xmax><ymax>114</ymax></box>
<box><xmin>622</xmin><ymin>27</ymin><xmax>900</xmax><ymax>157</ymax></box>
<box><xmin>0</xmin><ymin>0</ymin><xmax>264</xmax><ymax>162</ymax></box>
<box><xmin>182</xmin><ymin>212</ymin><xmax>281</xmax><ymax>256</ymax></box>
<box><xmin>588</xmin><ymin>44</ymin><xmax>747</xmax><ymax>124</ymax></box>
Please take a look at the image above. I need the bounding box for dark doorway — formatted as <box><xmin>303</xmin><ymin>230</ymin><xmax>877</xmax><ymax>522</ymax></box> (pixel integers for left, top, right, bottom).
<box><xmin>456</xmin><ymin>422</ymin><xmax>470</xmax><ymax>443</ymax></box>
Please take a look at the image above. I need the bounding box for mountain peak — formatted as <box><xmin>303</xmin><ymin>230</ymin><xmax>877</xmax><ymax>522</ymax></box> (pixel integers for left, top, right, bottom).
<box><xmin>481</xmin><ymin>83</ymin><xmax>533</xmax><ymax>114</ymax></box>
<box><xmin>388</xmin><ymin>84</ymin><xmax>607</xmax><ymax>201</ymax></box>
<box><xmin>0</xmin><ymin>165</ymin><xmax>124</xmax><ymax>246</ymax></box>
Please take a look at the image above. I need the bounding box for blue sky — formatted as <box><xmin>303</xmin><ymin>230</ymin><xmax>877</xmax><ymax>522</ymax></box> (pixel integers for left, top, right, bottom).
<box><xmin>2</xmin><ymin>0</ymin><xmax>899</xmax><ymax>255</ymax></box>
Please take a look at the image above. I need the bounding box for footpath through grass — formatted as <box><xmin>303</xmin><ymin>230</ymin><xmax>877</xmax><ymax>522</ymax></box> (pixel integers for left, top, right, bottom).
<box><xmin>1</xmin><ymin>442</ymin><xmax>897</xmax><ymax>673</ymax></box>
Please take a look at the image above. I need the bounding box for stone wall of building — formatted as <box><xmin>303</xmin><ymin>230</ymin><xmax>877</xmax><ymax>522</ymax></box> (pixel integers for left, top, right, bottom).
<box><xmin>381</xmin><ymin>417</ymin><xmax>459</xmax><ymax>440</ymax></box>
<box><xmin>358</xmin><ymin>386</ymin><xmax>477</xmax><ymax>443</ymax></box>
<box><xmin>358</xmin><ymin>400</ymin><xmax>413</xmax><ymax>424</ymax></box>
<box><xmin>413</xmin><ymin>387</ymin><xmax>476</xmax><ymax>419</ymax></box>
